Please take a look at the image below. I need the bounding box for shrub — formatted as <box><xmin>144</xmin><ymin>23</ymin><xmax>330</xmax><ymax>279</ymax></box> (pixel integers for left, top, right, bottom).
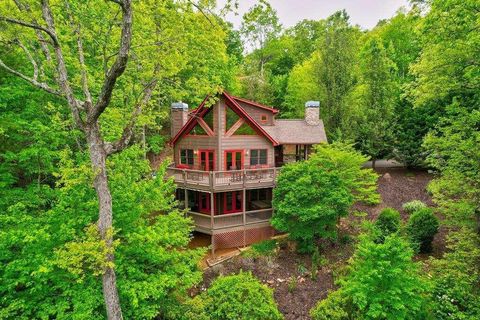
<box><xmin>375</xmin><ymin>208</ymin><xmax>401</xmax><ymax>241</ymax></box>
<box><xmin>429</xmin><ymin>229</ymin><xmax>480</xmax><ymax>319</ymax></box>
<box><xmin>402</xmin><ymin>200</ymin><xmax>427</xmax><ymax>213</ymax></box>
<box><xmin>202</xmin><ymin>272</ymin><xmax>283</xmax><ymax>320</ymax></box>
<box><xmin>406</xmin><ymin>208</ymin><xmax>439</xmax><ymax>253</ymax></box>
<box><xmin>310</xmin><ymin>289</ymin><xmax>351</xmax><ymax>320</ymax></box>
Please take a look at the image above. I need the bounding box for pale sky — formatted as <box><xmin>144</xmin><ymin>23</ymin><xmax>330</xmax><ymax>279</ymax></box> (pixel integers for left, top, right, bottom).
<box><xmin>217</xmin><ymin>0</ymin><xmax>411</xmax><ymax>30</ymax></box>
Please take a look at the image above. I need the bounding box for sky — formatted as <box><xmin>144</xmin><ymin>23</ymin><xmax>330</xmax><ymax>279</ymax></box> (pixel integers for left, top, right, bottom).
<box><xmin>217</xmin><ymin>0</ymin><xmax>411</xmax><ymax>30</ymax></box>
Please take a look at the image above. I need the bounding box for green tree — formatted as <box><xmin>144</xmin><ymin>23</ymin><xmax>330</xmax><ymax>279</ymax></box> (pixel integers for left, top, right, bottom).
<box><xmin>318</xmin><ymin>10</ymin><xmax>360</xmax><ymax>139</ymax></box>
<box><xmin>0</xmin><ymin>0</ymin><xmax>233</xmax><ymax>318</ymax></box>
<box><xmin>312</xmin><ymin>233</ymin><xmax>430</xmax><ymax>319</ymax></box>
<box><xmin>355</xmin><ymin>37</ymin><xmax>397</xmax><ymax>168</ymax></box>
<box><xmin>410</xmin><ymin>0</ymin><xmax>480</xmax><ymax>230</ymax></box>
<box><xmin>272</xmin><ymin>143</ymin><xmax>378</xmax><ymax>252</ymax></box>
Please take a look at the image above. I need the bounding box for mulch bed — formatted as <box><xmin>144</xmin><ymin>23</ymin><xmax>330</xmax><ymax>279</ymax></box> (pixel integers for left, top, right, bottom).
<box><xmin>200</xmin><ymin>168</ymin><xmax>447</xmax><ymax>319</ymax></box>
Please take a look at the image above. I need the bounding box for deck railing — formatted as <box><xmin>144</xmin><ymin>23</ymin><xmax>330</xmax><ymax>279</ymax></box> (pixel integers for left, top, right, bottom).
<box><xmin>166</xmin><ymin>165</ymin><xmax>281</xmax><ymax>189</ymax></box>
<box><xmin>187</xmin><ymin>208</ymin><xmax>273</xmax><ymax>231</ymax></box>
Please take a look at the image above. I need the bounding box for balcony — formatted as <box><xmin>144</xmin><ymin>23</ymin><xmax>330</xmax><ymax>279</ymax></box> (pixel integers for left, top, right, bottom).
<box><xmin>187</xmin><ymin>208</ymin><xmax>273</xmax><ymax>234</ymax></box>
<box><xmin>166</xmin><ymin>165</ymin><xmax>281</xmax><ymax>191</ymax></box>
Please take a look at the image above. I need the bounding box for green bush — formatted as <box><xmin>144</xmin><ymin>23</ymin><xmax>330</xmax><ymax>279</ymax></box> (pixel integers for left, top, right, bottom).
<box><xmin>375</xmin><ymin>208</ymin><xmax>401</xmax><ymax>241</ymax></box>
<box><xmin>406</xmin><ymin>208</ymin><xmax>439</xmax><ymax>253</ymax></box>
<box><xmin>402</xmin><ymin>200</ymin><xmax>427</xmax><ymax>213</ymax></box>
<box><xmin>310</xmin><ymin>289</ymin><xmax>351</xmax><ymax>320</ymax></box>
<box><xmin>202</xmin><ymin>272</ymin><xmax>283</xmax><ymax>320</ymax></box>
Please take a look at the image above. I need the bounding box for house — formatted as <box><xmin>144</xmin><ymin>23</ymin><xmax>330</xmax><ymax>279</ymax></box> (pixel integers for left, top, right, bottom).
<box><xmin>167</xmin><ymin>91</ymin><xmax>327</xmax><ymax>253</ymax></box>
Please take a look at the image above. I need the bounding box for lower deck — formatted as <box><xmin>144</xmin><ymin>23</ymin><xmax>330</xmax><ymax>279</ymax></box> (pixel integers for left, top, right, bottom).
<box><xmin>176</xmin><ymin>188</ymin><xmax>273</xmax><ymax>235</ymax></box>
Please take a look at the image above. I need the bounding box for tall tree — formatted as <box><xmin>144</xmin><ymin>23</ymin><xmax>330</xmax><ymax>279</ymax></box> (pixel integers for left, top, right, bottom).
<box><xmin>318</xmin><ymin>10</ymin><xmax>360</xmax><ymax>139</ymax></box>
<box><xmin>355</xmin><ymin>37</ymin><xmax>397</xmax><ymax>168</ymax></box>
<box><xmin>0</xmin><ymin>0</ymin><xmax>231</xmax><ymax>318</ymax></box>
<box><xmin>409</xmin><ymin>0</ymin><xmax>480</xmax><ymax>230</ymax></box>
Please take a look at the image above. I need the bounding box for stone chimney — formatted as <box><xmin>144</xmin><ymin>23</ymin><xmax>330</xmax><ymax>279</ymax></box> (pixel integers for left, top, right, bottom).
<box><xmin>171</xmin><ymin>102</ymin><xmax>188</xmax><ymax>137</ymax></box>
<box><xmin>305</xmin><ymin>101</ymin><xmax>320</xmax><ymax>126</ymax></box>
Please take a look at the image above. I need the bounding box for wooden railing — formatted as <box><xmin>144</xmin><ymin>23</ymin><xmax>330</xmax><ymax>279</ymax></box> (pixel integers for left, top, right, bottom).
<box><xmin>166</xmin><ymin>166</ymin><xmax>281</xmax><ymax>189</ymax></box>
<box><xmin>186</xmin><ymin>208</ymin><xmax>273</xmax><ymax>231</ymax></box>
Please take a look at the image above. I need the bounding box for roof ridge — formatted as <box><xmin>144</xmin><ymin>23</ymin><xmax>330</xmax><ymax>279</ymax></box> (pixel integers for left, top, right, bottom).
<box><xmin>230</xmin><ymin>95</ymin><xmax>279</xmax><ymax>114</ymax></box>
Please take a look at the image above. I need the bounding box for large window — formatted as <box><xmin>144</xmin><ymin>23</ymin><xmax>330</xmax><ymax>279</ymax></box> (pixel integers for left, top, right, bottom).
<box><xmin>180</xmin><ymin>149</ymin><xmax>194</xmax><ymax>166</ymax></box>
<box><xmin>250</xmin><ymin>149</ymin><xmax>267</xmax><ymax>166</ymax></box>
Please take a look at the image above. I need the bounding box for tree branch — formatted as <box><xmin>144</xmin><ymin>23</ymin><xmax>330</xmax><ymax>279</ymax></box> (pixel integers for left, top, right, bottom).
<box><xmin>88</xmin><ymin>0</ymin><xmax>133</xmax><ymax>123</ymax></box>
<box><xmin>0</xmin><ymin>57</ymin><xmax>63</xmax><ymax>96</ymax></box>
<box><xmin>65</xmin><ymin>0</ymin><xmax>92</xmax><ymax>105</ymax></box>
<box><xmin>15</xmin><ymin>39</ymin><xmax>39</xmax><ymax>80</ymax></box>
<box><xmin>105</xmin><ymin>77</ymin><xmax>158</xmax><ymax>156</ymax></box>
<box><xmin>40</xmin><ymin>0</ymin><xmax>85</xmax><ymax>130</ymax></box>
<box><xmin>0</xmin><ymin>16</ymin><xmax>58</xmax><ymax>46</ymax></box>
<box><xmin>12</xmin><ymin>0</ymin><xmax>52</xmax><ymax>61</ymax></box>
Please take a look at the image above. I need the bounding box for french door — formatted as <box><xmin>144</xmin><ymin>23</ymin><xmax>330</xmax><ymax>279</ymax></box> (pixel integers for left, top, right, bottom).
<box><xmin>199</xmin><ymin>149</ymin><xmax>215</xmax><ymax>171</ymax></box>
<box><xmin>223</xmin><ymin>191</ymin><xmax>242</xmax><ymax>214</ymax></box>
<box><xmin>225</xmin><ymin>150</ymin><xmax>243</xmax><ymax>170</ymax></box>
<box><xmin>198</xmin><ymin>192</ymin><xmax>216</xmax><ymax>214</ymax></box>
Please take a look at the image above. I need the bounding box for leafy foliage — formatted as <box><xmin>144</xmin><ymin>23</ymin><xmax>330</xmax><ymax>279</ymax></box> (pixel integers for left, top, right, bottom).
<box><xmin>429</xmin><ymin>229</ymin><xmax>480</xmax><ymax>319</ymax></box>
<box><xmin>312</xmin><ymin>233</ymin><xmax>429</xmax><ymax>320</ymax></box>
<box><xmin>406</xmin><ymin>208</ymin><xmax>439</xmax><ymax>253</ymax></box>
<box><xmin>374</xmin><ymin>208</ymin><xmax>401</xmax><ymax>242</ymax></box>
<box><xmin>272</xmin><ymin>143</ymin><xmax>378</xmax><ymax>252</ymax></box>
<box><xmin>201</xmin><ymin>272</ymin><xmax>283</xmax><ymax>320</ymax></box>
<box><xmin>402</xmin><ymin>200</ymin><xmax>427</xmax><ymax>214</ymax></box>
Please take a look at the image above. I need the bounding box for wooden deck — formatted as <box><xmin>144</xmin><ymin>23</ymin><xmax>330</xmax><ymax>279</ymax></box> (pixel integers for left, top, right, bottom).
<box><xmin>166</xmin><ymin>166</ymin><xmax>281</xmax><ymax>191</ymax></box>
<box><xmin>187</xmin><ymin>208</ymin><xmax>273</xmax><ymax>235</ymax></box>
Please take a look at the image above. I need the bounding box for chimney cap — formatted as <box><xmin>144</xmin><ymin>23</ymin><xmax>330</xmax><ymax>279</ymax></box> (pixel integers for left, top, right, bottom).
<box><xmin>171</xmin><ymin>101</ymin><xmax>188</xmax><ymax>110</ymax></box>
<box><xmin>305</xmin><ymin>101</ymin><xmax>320</xmax><ymax>108</ymax></box>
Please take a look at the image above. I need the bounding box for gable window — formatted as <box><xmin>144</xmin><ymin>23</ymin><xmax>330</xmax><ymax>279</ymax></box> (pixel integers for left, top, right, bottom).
<box><xmin>260</xmin><ymin>114</ymin><xmax>267</xmax><ymax>124</ymax></box>
<box><xmin>250</xmin><ymin>149</ymin><xmax>267</xmax><ymax>166</ymax></box>
<box><xmin>225</xmin><ymin>107</ymin><xmax>240</xmax><ymax>132</ymax></box>
<box><xmin>180</xmin><ymin>149</ymin><xmax>194</xmax><ymax>166</ymax></box>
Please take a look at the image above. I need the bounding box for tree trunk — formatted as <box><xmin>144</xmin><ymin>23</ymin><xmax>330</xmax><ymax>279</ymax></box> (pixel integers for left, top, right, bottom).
<box><xmin>372</xmin><ymin>158</ymin><xmax>376</xmax><ymax>170</ymax></box>
<box><xmin>86</xmin><ymin>122</ymin><xmax>123</xmax><ymax>320</ymax></box>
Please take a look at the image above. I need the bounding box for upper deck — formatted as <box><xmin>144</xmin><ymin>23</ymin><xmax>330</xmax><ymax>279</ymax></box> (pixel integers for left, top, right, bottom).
<box><xmin>166</xmin><ymin>165</ymin><xmax>281</xmax><ymax>192</ymax></box>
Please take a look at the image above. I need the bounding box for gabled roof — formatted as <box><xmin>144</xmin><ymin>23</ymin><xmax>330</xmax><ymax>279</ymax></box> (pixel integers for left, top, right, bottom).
<box><xmin>169</xmin><ymin>92</ymin><xmax>279</xmax><ymax>146</ymax></box>
<box><xmin>262</xmin><ymin>119</ymin><xmax>328</xmax><ymax>144</ymax></box>
<box><xmin>230</xmin><ymin>95</ymin><xmax>279</xmax><ymax>114</ymax></box>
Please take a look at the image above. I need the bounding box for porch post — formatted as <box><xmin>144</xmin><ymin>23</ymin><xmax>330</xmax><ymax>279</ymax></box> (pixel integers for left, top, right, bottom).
<box><xmin>210</xmin><ymin>191</ymin><xmax>214</xmax><ymax>230</ymax></box>
<box><xmin>184</xmin><ymin>188</ymin><xmax>188</xmax><ymax>210</ymax></box>
<box><xmin>242</xmin><ymin>188</ymin><xmax>246</xmax><ymax>247</ymax></box>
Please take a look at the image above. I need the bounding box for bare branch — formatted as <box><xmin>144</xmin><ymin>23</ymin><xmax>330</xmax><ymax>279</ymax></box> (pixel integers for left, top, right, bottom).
<box><xmin>12</xmin><ymin>0</ymin><xmax>52</xmax><ymax>61</ymax></box>
<box><xmin>40</xmin><ymin>0</ymin><xmax>84</xmax><ymax>130</ymax></box>
<box><xmin>88</xmin><ymin>0</ymin><xmax>133</xmax><ymax>123</ymax></box>
<box><xmin>15</xmin><ymin>39</ymin><xmax>39</xmax><ymax>80</ymax></box>
<box><xmin>105</xmin><ymin>77</ymin><xmax>158</xmax><ymax>156</ymax></box>
<box><xmin>0</xmin><ymin>57</ymin><xmax>62</xmax><ymax>96</ymax></box>
<box><xmin>187</xmin><ymin>0</ymin><xmax>214</xmax><ymax>26</ymax></box>
<box><xmin>0</xmin><ymin>16</ymin><xmax>58</xmax><ymax>46</ymax></box>
<box><xmin>64</xmin><ymin>1</ymin><xmax>92</xmax><ymax>105</ymax></box>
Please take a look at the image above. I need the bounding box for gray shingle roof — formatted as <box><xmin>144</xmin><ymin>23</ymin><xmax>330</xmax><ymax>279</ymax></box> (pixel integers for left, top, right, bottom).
<box><xmin>262</xmin><ymin>119</ymin><xmax>328</xmax><ymax>145</ymax></box>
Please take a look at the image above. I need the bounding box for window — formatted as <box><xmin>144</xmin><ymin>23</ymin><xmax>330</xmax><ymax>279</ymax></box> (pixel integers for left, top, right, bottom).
<box><xmin>260</xmin><ymin>114</ymin><xmax>267</xmax><ymax>124</ymax></box>
<box><xmin>225</xmin><ymin>107</ymin><xmax>240</xmax><ymax>132</ymax></box>
<box><xmin>250</xmin><ymin>149</ymin><xmax>267</xmax><ymax>166</ymax></box>
<box><xmin>180</xmin><ymin>149</ymin><xmax>194</xmax><ymax>166</ymax></box>
<box><xmin>203</xmin><ymin>109</ymin><xmax>214</xmax><ymax>131</ymax></box>
<box><xmin>233</xmin><ymin>122</ymin><xmax>256</xmax><ymax>135</ymax></box>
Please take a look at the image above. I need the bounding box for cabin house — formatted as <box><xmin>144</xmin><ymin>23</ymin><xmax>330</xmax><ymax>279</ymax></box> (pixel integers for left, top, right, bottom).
<box><xmin>167</xmin><ymin>91</ymin><xmax>327</xmax><ymax>252</ymax></box>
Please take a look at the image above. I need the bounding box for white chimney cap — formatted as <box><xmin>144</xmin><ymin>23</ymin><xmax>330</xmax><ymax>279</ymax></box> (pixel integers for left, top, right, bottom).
<box><xmin>171</xmin><ymin>102</ymin><xmax>188</xmax><ymax>110</ymax></box>
<box><xmin>305</xmin><ymin>101</ymin><xmax>320</xmax><ymax>108</ymax></box>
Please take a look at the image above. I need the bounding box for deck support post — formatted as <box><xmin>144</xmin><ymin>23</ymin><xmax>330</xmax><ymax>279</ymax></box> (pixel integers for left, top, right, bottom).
<box><xmin>210</xmin><ymin>191</ymin><xmax>215</xmax><ymax>257</ymax></box>
<box><xmin>242</xmin><ymin>188</ymin><xmax>246</xmax><ymax>247</ymax></box>
<box><xmin>184</xmin><ymin>188</ymin><xmax>188</xmax><ymax>210</ymax></box>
